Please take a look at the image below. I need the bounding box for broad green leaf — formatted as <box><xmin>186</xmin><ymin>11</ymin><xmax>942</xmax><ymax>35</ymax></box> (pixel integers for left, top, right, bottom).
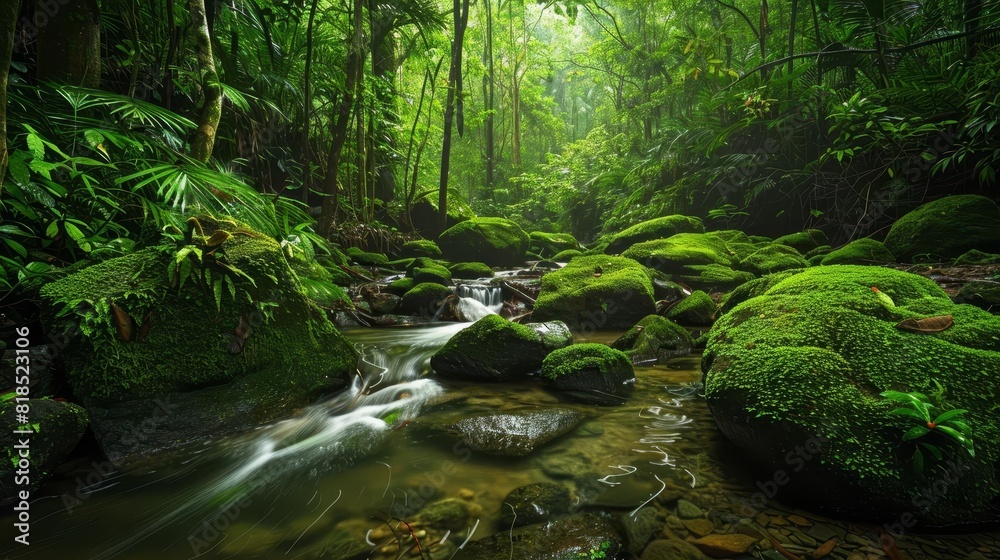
<box><xmin>902</xmin><ymin>425</ymin><xmax>929</xmax><ymax>441</ymax></box>
<box><xmin>932</xmin><ymin>409</ymin><xmax>968</xmax><ymax>424</ymax></box>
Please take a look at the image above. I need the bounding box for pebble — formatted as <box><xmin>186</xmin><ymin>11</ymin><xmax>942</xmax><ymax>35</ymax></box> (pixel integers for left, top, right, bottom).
<box><xmin>676</xmin><ymin>499</ymin><xmax>705</xmax><ymax>519</ymax></box>
<box><xmin>457</xmin><ymin>488</ymin><xmax>475</xmax><ymax>500</ymax></box>
<box><xmin>682</xmin><ymin>518</ymin><xmax>716</xmax><ymax>538</ymax></box>
<box><xmin>787</xmin><ymin>514</ymin><xmax>812</xmax><ymax>527</ymax></box>
<box><xmin>691</xmin><ymin>533</ymin><xmax>760</xmax><ymax>558</ymax></box>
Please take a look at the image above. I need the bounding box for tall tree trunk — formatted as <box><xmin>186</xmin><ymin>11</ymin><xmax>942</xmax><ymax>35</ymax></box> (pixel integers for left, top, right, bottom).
<box><xmin>35</xmin><ymin>0</ymin><xmax>101</xmax><ymax>87</ymax></box>
<box><xmin>0</xmin><ymin>0</ymin><xmax>18</xmax><ymax>181</ymax></box>
<box><xmin>787</xmin><ymin>0</ymin><xmax>797</xmax><ymax>97</ymax></box>
<box><xmin>482</xmin><ymin>0</ymin><xmax>495</xmax><ymax>193</ymax></box>
<box><xmin>370</xmin><ymin>8</ymin><xmax>398</xmax><ymax>207</ymax></box>
<box><xmin>758</xmin><ymin>0</ymin><xmax>770</xmax><ymax>81</ymax></box>
<box><xmin>301</xmin><ymin>0</ymin><xmax>320</xmax><ymax>202</ymax></box>
<box><xmin>438</xmin><ymin>0</ymin><xmax>470</xmax><ymax>231</ymax></box>
<box><xmin>164</xmin><ymin>0</ymin><xmax>179</xmax><ymax>110</ymax></box>
<box><xmin>188</xmin><ymin>0</ymin><xmax>222</xmax><ymax>163</ymax></box>
<box><xmin>318</xmin><ymin>0</ymin><xmax>364</xmax><ymax>235</ymax></box>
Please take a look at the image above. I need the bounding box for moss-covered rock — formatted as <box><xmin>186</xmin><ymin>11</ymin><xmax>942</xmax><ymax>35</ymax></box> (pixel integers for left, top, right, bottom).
<box><xmin>431</xmin><ymin>315</ymin><xmax>569</xmax><ymax>380</ymax></box>
<box><xmin>702</xmin><ymin>265</ymin><xmax>1000</xmax><ymax>526</ymax></box>
<box><xmin>716</xmin><ymin>269</ymin><xmax>803</xmax><ymax>317</ymax></box>
<box><xmin>448</xmin><ymin>261</ymin><xmax>494</xmax><ymax>279</ymax></box>
<box><xmin>804</xmin><ymin>245</ymin><xmax>833</xmax><ymax>259</ymax></box>
<box><xmin>955</xmin><ymin>279</ymin><xmax>1000</xmax><ymax>310</ymax></box>
<box><xmin>38</xmin><ymin>217</ymin><xmax>358</xmax><ymax>460</ymax></box>
<box><xmin>541</xmin><ymin>343</ymin><xmax>635</xmax><ymax>404</ymax></box>
<box><xmin>532</xmin><ymin>255</ymin><xmax>655</xmax><ymax>330</ymax></box>
<box><xmin>737</xmin><ymin>244</ymin><xmax>809</xmax><ymax>276</ymax></box>
<box><xmin>611</xmin><ymin>315</ymin><xmax>693</xmax><ymax>363</ymax></box>
<box><xmin>621</xmin><ymin>232</ymin><xmax>755</xmax><ymax>291</ymax></box>
<box><xmin>399</xmin><ymin>239</ymin><xmax>442</xmax><ymax>259</ymax></box>
<box><xmin>412</xmin><ymin>264</ymin><xmax>453</xmax><ymax>286</ymax></box>
<box><xmin>385</xmin><ymin>277</ymin><xmax>416</xmax><ymax>296</ymax></box>
<box><xmin>399</xmin><ymin>282</ymin><xmax>453</xmax><ymax>315</ymax></box>
<box><xmin>529</xmin><ymin>231</ymin><xmax>581</xmax><ymax>257</ymax></box>
<box><xmin>820</xmin><ymin>238</ymin><xmax>895</xmax><ymax>265</ymax></box>
<box><xmin>605</xmin><ymin>215</ymin><xmax>705</xmax><ymax>255</ymax></box>
<box><xmin>438</xmin><ymin>217</ymin><xmax>530</xmax><ymax>266</ymax></box>
<box><xmin>773</xmin><ymin>229</ymin><xmax>829</xmax><ymax>253</ymax></box>
<box><xmin>552</xmin><ymin>249</ymin><xmax>583</xmax><ymax>261</ymax></box>
<box><xmin>408</xmin><ymin>188</ymin><xmax>476</xmax><ymax>237</ymax></box>
<box><xmin>1</xmin><ymin>399</ymin><xmax>88</xmax><ymax>506</ymax></box>
<box><xmin>346</xmin><ymin>247</ymin><xmax>389</xmax><ymax>266</ymax></box>
<box><xmin>884</xmin><ymin>195</ymin><xmax>1000</xmax><ymax>261</ymax></box>
<box><xmin>666</xmin><ymin>290</ymin><xmax>716</xmax><ymax>325</ymax></box>
<box><xmin>501</xmin><ymin>483</ymin><xmax>572</xmax><ymax>528</ymax></box>
<box><xmin>954</xmin><ymin>249</ymin><xmax>1000</xmax><ymax>265</ymax></box>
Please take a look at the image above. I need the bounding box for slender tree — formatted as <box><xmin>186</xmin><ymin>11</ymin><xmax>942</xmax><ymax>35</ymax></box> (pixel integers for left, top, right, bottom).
<box><xmin>439</xmin><ymin>0</ymin><xmax>471</xmax><ymax>231</ymax></box>
<box><xmin>188</xmin><ymin>0</ymin><xmax>223</xmax><ymax>163</ymax></box>
<box><xmin>482</xmin><ymin>0</ymin><xmax>496</xmax><ymax>192</ymax></box>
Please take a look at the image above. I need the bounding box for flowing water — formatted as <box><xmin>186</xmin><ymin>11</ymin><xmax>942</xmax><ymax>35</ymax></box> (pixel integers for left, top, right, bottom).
<box><xmin>4</xmin><ymin>305</ymin><xmax>999</xmax><ymax>559</ymax></box>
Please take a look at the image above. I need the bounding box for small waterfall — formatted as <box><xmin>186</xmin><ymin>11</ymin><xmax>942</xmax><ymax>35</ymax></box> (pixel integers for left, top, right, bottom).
<box><xmin>456</xmin><ymin>282</ymin><xmax>504</xmax><ymax>313</ymax></box>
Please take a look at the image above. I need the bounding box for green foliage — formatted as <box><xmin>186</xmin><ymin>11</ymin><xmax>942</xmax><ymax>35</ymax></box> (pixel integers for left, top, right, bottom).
<box><xmin>882</xmin><ymin>389</ymin><xmax>975</xmax><ymax>475</ymax></box>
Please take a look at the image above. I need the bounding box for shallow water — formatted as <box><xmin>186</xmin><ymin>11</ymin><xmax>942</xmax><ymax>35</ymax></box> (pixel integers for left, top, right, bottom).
<box><xmin>3</xmin><ymin>325</ymin><xmax>998</xmax><ymax>560</ymax></box>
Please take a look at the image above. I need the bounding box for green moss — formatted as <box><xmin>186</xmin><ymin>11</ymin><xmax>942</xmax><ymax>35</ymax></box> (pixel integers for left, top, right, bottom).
<box><xmin>884</xmin><ymin>195</ymin><xmax>1000</xmax><ymax>261</ymax></box>
<box><xmin>707</xmin><ymin>229</ymin><xmax>754</xmax><ymax>244</ymax></box>
<box><xmin>604</xmin><ymin>215</ymin><xmax>704</xmax><ymax>254</ymax></box>
<box><xmin>346</xmin><ymin>247</ymin><xmax>389</xmax><ymax>266</ymax></box>
<box><xmin>541</xmin><ymin>343</ymin><xmax>635</xmax><ymax>404</ymax></box>
<box><xmin>532</xmin><ymin>255</ymin><xmax>655</xmax><ymax>330</ymax></box>
<box><xmin>804</xmin><ymin>245</ymin><xmax>833</xmax><ymax>259</ymax></box>
<box><xmin>412</xmin><ymin>264</ymin><xmax>453</xmax><ymax>286</ymax></box>
<box><xmin>748</xmin><ymin>235</ymin><xmax>773</xmax><ymax>243</ymax></box>
<box><xmin>1</xmin><ymin>399</ymin><xmax>88</xmax><ymax>500</ymax></box>
<box><xmin>438</xmin><ymin>217</ymin><xmax>530</xmax><ymax>266</ymax></box>
<box><xmin>820</xmin><ymin>238</ymin><xmax>895</xmax><ymax>265</ymax></box>
<box><xmin>448</xmin><ymin>261</ymin><xmax>494</xmax><ymax>279</ymax></box>
<box><xmin>773</xmin><ymin>229</ymin><xmax>830</xmax><ymax>253</ymax></box>
<box><xmin>717</xmin><ymin>269</ymin><xmax>802</xmax><ymax>317</ymax></box>
<box><xmin>552</xmin><ymin>249</ymin><xmax>583</xmax><ymax>261</ymax></box>
<box><xmin>529</xmin><ymin>231</ymin><xmax>581</xmax><ymax>257</ymax></box>
<box><xmin>666</xmin><ymin>290</ymin><xmax>716</xmax><ymax>325</ymax></box>
<box><xmin>431</xmin><ymin>314</ymin><xmax>557</xmax><ymax>380</ymax></box>
<box><xmin>703</xmin><ymin>265</ymin><xmax>1000</xmax><ymax>525</ymax></box>
<box><xmin>956</xmin><ymin>280</ymin><xmax>1000</xmax><ymax>310</ymax></box>
<box><xmin>399</xmin><ymin>282</ymin><xmax>452</xmax><ymax>315</ymax></box>
<box><xmin>677</xmin><ymin>264</ymin><xmax>755</xmax><ymax>291</ymax></box>
<box><xmin>622</xmin><ymin>232</ymin><xmax>732</xmax><ymax>273</ymax></box>
<box><xmin>400</xmin><ymin>239</ymin><xmax>442</xmax><ymax>259</ymax></box>
<box><xmin>406</xmin><ymin>187</ymin><xmax>477</xmax><ymax>236</ymax></box>
<box><xmin>610</xmin><ymin>314</ymin><xmax>693</xmax><ymax>362</ymax></box>
<box><xmin>954</xmin><ymin>249</ymin><xmax>1000</xmax><ymax>265</ymax></box>
<box><xmin>385</xmin><ymin>277</ymin><xmax>416</xmax><ymax>296</ymax></box>
<box><xmin>738</xmin><ymin>243</ymin><xmax>809</xmax><ymax>275</ymax></box>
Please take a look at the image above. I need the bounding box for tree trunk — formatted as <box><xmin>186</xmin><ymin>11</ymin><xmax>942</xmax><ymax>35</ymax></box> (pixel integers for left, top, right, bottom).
<box><xmin>35</xmin><ymin>0</ymin><xmax>101</xmax><ymax>87</ymax></box>
<box><xmin>483</xmin><ymin>0</ymin><xmax>495</xmax><ymax>193</ymax></box>
<box><xmin>370</xmin><ymin>8</ymin><xmax>398</xmax><ymax>206</ymax></box>
<box><xmin>438</xmin><ymin>0</ymin><xmax>470</xmax><ymax>231</ymax></box>
<box><xmin>966</xmin><ymin>0</ymin><xmax>983</xmax><ymax>58</ymax></box>
<box><xmin>318</xmin><ymin>0</ymin><xmax>365</xmax><ymax>235</ymax></box>
<box><xmin>188</xmin><ymin>0</ymin><xmax>222</xmax><ymax>163</ymax></box>
<box><xmin>0</xmin><ymin>0</ymin><xmax>18</xmax><ymax>181</ymax></box>
<box><xmin>301</xmin><ymin>0</ymin><xmax>320</xmax><ymax>202</ymax></box>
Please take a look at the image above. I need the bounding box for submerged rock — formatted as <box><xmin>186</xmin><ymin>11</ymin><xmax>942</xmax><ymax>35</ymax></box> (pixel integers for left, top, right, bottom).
<box><xmin>444</xmin><ymin>408</ymin><xmax>584</xmax><ymax>456</ymax></box>
<box><xmin>819</xmin><ymin>237</ymin><xmax>895</xmax><ymax>265</ymax></box>
<box><xmin>532</xmin><ymin>255</ymin><xmax>656</xmax><ymax>330</ymax></box>
<box><xmin>883</xmin><ymin>194</ymin><xmax>1000</xmax><ymax>261</ymax></box>
<box><xmin>431</xmin><ymin>315</ymin><xmax>570</xmax><ymax>380</ymax></box>
<box><xmin>604</xmin><ymin>215</ymin><xmax>705</xmax><ymax>255</ymax></box>
<box><xmin>38</xmin><ymin>217</ymin><xmax>358</xmax><ymax>461</ymax></box>
<box><xmin>501</xmin><ymin>482</ymin><xmax>572</xmax><ymax>527</ymax></box>
<box><xmin>611</xmin><ymin>315</ymin><xmax>693</xmax><ymax>363</ymax></box>
<box><xmin>702</xmin><ymin>265</ymin><xmax>1000</xmax><ymax>526</ymax></box>
<box><xmin>541</xmin><ymin>343</ymin><xmax>635</xmax><ymax>404</ymax></box>
<box><xmin>454</xmin><ymin>512</ymin><xmax>625</xmax><ymax>560</ymax></box>
<box><xmin>438</xmin><ymin>217</ymin><xmax>530</xmax><ymax>266</ymax></box>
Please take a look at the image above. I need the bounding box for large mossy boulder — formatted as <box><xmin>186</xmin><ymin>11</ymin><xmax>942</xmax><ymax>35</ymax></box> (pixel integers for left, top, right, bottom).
<box><xmin>399</xmin><ymin>282</ymin><xmax>453</xmax><ymax>315</ymax></box>
<box><xmin>449</xmin><ymin>261</ymin><xmax>494</xmax><ymax>279</ymax></box>
<box><xmin>1</xmin><ymin>399</ymin><xmax>88</xmax><ymax>506</ymax></box>
<box><xmin>541</xmin><ymin>343</ymin><xmax>635</xmax><ymax>404</ymax></box>
<box><xmin>532</xmin><ymin>255</ymin><xmax>655</xmax><ymax>330</ymax></box>
<box><xmin>737</xmin><ymin>244</ymin><xmax>809</xmax><ymax>276</ymax></box>
<box><xmin>610</xmin><ymin>315</ymin><xmax>693</xmax><ymax>363</ymax></box>
<box><xmin>702</xmin><ymin>265</ymin><xmax>1000</xmax><ymax>526</ymax></box>
<box><xmin>883</xmin><ymin>195</ymin><xmax>1000</xmax><ymax>261</ymax></box>
<box><xmin>408</xmin><ymin>188</ymin><xmax>476</xmax><ymax>237</ymax></box>
<box><xmin>605</xmin><ymin>215</ymin><xmax>704</xmax><ymax>255</ymax></box>
<box><xmin>438</xmin><ymin>217</ymin><xmax>530</xmax><ymax>266</ymax></box>
<box><xmin>529</xmin><ymin>231</ymin><xmax>581</xmax><ymax>257</ymax></box>
<box><xmin>820</xmin><ymin>237</ymin><xmax>895</xmax><ymax>265</ymax></box>
<box><xmin>431</xmin><ymin>315</ymin><xmax>571</xmax><ymax>380</ymax></box>
<box><xmin>38</xmin><ymin>217</ymin><xmax>358</xmax><ymax>461</ymax></box>
<box><xmin>621</xmin><ymin>232</ymin><xmax>756</xmax><ymax>291</ymax></box>
<box><xmin>772</xmin><ymin>229</ymin><xmax>829</xmax><ymax>253</ymax></box>
<box><xmin>399</xmin><ymin>239</ymin><xmax>442</xmax><ymax>259</ymax></box>
<box><xmin>665</xmin><ymin>290</ymin><xmax>716</xmax><ymax>326</ymax></box>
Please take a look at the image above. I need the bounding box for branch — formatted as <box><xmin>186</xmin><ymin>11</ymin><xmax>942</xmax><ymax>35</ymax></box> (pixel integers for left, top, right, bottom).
<box><xmin>581</xmin><ymin>2</ymin><xmax>632</xmax><ymax>51</ymax></box>
<box><xmin>716</xmin><ymin>0</ymin><xmax>759</xmax><ymax>40</ymax></box>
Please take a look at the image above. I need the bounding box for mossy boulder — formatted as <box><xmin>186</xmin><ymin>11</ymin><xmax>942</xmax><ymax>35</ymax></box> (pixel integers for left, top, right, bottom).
<box><xmin>385</xmin><ymin>277</ymin><xmax>416</xmax><ymax>296</ymax></box>
<box><xmin>408</xmin><ymin>188</ymin><xmax>476</xmax><ymax>237</ymax></box>
<box><xmin>38</xmin><ymin>217</ymin><xmax>358</xmax><ymax>460</ymax></box>
<box><xmin>412</xmin><ymin>264</ymin><xmax>453</xmax><ymax>286</ymax></box>
<box><xmin>430</xmin><ymin>315</ymin><xmax>570</xmax><ymax>380</ymax></box>
<box><xmin>541</xmin><ymin>343</ymin><xmax>635</xmax><ymax>404</ymax></box>
<box><xmin>955</xmin><ymin>280</ymin><xmax>1000</xmax><ymax>310</ymax></box>
<box><xmin>611</xmin><ymin>315</ymin><xmax>693</xmax><ymax>363</ymax></box>
<box><xmin>702</xmin><ymin>265</ymin><xmax>1000</xmax><ymax>526</ymax></box>
<box><xmin>773</xmin><ymin>229</ymin><xmax>829</xmax><ymax>253</ymax></box>
<box><xmin>884</xmin><ymin>195</ymin><xmax>1000</xmax><ymax>261</ymax></box>
<box><xmin>529</xmin><ymin>231</ymin><xmax>581</xmax><ymax>257</ymax></box>
<box><xmin>532</xmin><ymin>255</ymin><xmax>655</xmax><ymax>330</ymax></box>
<box><xmin>552</xmin><ymin>249</ymin><xmax>583</xmax><ymax>261</ymax></box>
<box><xmin>605</xmin><ymin>215</ymin><xmax>705</xmax><ymax>255</ymax></box>
<box><xmin>820</xmin><ymin>238</ymin><xmax>895</xmax><ymax>265</ymax></box>
<box><xmin>399</xmin><ymin>282</ymin><xmax>453</xmax><ymax>316</ymax></box>
<box><xmin>737</xmin><ymin>244</ymin><xmax>809</xmax><ymax>276</ymax></box>
<box><xmin>1</xmin><ymin>399</ymin><xmax>88</xmax><ymax>506</ymax></box>
<box><xmin>665</xmin><ymin>290</ymin><xmax>716</xmax><ymax>326</ymax></box>
<box><xmin>449</xmin><ymin>261</ymin><xmax>494</xmax><ymax>279</ymax></box>
<box><xmin>621</xmin><ymin>232</ymin><xmax>755</xmax><ymax>291</ymax></box>
<box><xmin>346</xmin><ymin>247</ymin><xmax>389</xmax><ymax>267</ymax></box>
<box><xmin>399</xmin><ymin>239</ymin><xmax>442</xmax><ymax>259</ymax></box>
<box><xmin>954</xmin><ymin>249</ymin><xmax>1000</xmax><ymax>265</ymax></box>
<box><xmin>438</xmin><ymin>217</ymin><xmax>530</xmax><ymax>266</ymax></box>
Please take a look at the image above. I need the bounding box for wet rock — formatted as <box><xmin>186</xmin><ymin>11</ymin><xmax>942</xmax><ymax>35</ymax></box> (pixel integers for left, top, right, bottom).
<box><xmin>684</xmin><ymin>518</ymin><xmax>716</xmax><ymax>537</ymax></box>
<box><xmin>676</xmin><ymin>498</ymin><xmax>705</xmax><ymax>519</ymax></box>
<box><xmin>641</xmin><ymin>538</ymin><xmax>711</xmax><ymax>560</ymax></box>
<box><xmin>501</xmin><ymin>482</ymin><xmax>572</xmax><ymax>528</ymax></box>
<box><xmin>532</xmin><ymin>255</ymin><xmax>656</xmax><ymax>330</ymax></box>
<box><xmin>368</xmin><ymin>292</ymin><xmax>401</xmax><ymax>315</ymax></box>
<box><xmin>524</xmin><ymin>321</ymin><xmax>574</xmax><ymax>350</ymax></box>
<box><xmin>431</xmin><ymin>315</ymin><xmax>568</xmax><ymax>381</ymax></box>
<box><xmin>666</xmin><ymin>290</ymin><xmax>716</xmax><ymax>326</ymax></box>
<box><xmin>611</xmin><ymin>315</ymin><xmax>693</xmax><ymax>363</ymax></box>
<box><xmin>884</xmin><ymin>195</ymin><xmax>1000</xmax><ymax>261</ymax></box>
<box><xmin>541</xmin><ymin>343</ymin><xmax>635</xmax><ymax>405</ymax></box>
<box><xmin>453</xmin><ymin>512</ymin><xmax>625</xmax><ymax>560</ymax></box>
<box><xmin>691</xmin><ymin>533</ymin><xmax>759</xmax><ymax>558</ymax></box>
<box><xmin>438</xmin><ymin>217</ymin><xmax>530</xmax><ymax>266</ymax></box>
<box><xmin>624</xmin><ymin>507</ymin><xmax>663</xmax><ymax>554</ymax></box>
<box><xmin>399</xmin><ymin>282</ymin><xmax>453</xmax><ymax>316</ymax></box>
<box><xmin>417</xmin><ymin>498</ymin><xmax>470</xmax><ymax>531</ymax></box>
<box><xmin>955</xmin><ymin>279</ymin><xmax>1000</xmax><ymax>310</ymax></box>
<box><xmin>537</xmin><ymin>451</ymin><xmax>592</xmax><ymax>480</ymax></box>
<box><xmin>444</xmin><ymin>408</ymin><xmax>584</xmax><ymax>457</ymax></box>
